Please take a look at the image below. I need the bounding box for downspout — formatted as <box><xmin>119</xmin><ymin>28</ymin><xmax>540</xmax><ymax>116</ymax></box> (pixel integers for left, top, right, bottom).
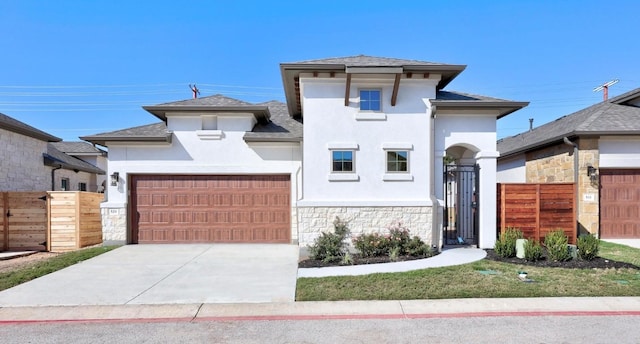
<box><xmin>430</xmin><ymin>104</ymin><xmax>441</xmax><ymax>250</ymax></box>
<box><xmin>51</xmin><ymin>165</ymin><xmax>62</xmax><ymax>191</ymax></box>
<box><xmin>563</xmin><ymin>137</ymin><xmax>579</xmax><ymax>240</ymax></box>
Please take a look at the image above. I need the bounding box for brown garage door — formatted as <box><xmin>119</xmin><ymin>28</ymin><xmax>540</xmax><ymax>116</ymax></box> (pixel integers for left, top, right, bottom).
<box><xmin>130</xmin><ymin>175</ymin><xmax>291</xmax><ymax>244</ymax></box>
<box><xmin>600</xmin><ymin>169</ymin><xmax>640</xmax><ymax>238</ymax></box>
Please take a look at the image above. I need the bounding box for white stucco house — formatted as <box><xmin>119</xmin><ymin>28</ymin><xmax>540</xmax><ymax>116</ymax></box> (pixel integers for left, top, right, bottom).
<box><xmin>82</xmin><ymin>55</ymin><xmax>527</xmax><ymax>249</ymax></box>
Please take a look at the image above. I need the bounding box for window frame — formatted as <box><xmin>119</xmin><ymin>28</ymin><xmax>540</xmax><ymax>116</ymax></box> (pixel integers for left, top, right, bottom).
<box><xmin>61</xmin><ymin>178</ymin><xmax>70</xmax><ymax>191</ymax></box>
<box><xmin>330</xmin><ymin>150</ymin><xmax>355</xmax><ymax>173</ymax></box>
<box><xmin>386</xmin><ymin>150</ymin><xmax>410</xmax><ymax>173</ymax></box>
<box><xmin>359</xmin><ymin>88</ymin><xmax>382</xmax><ymax>112</ymax></box>
<box><xmin>78</xmin><ymin>182</ymin><xmax>87</xmax><ymax>191</ymax></box>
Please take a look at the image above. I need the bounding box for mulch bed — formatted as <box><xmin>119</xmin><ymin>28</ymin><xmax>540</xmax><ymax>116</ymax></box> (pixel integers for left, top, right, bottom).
<box><xmin>298</xmin><ymin>249</ymin><xmax>639</xmax><ymax>270</ymax></box>
<box><xmin>298</xmin><ymin>254</ymin><xmax>435</xmax><ymax>268</ymax></box>
<box><xmin>484</xmin><ymin>249</ymin><xmax>639</xmax><ymax>270</ymax></box>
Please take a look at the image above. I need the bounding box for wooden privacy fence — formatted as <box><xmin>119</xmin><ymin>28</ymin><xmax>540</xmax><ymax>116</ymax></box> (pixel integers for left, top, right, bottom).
<box><xmin>1</xmin><ymin>191</ymin><xmax>103</xmax><ymax>252</ymax></box>
<box><xmin>497</xmin><ymin>183</ymin><xmax>576</xmax><ymax>244</ymax></box>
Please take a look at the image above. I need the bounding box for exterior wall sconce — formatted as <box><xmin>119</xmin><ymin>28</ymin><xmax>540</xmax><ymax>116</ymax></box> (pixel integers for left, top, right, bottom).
<box><xmin>110</xmin><ymin>172</ymin><xmax>120</xmax><ymax>186</ymax></box>
<box><xmin>587</xmin><ymin>165</ymin><xmax>598</xmax><ymax>184</ymax></box>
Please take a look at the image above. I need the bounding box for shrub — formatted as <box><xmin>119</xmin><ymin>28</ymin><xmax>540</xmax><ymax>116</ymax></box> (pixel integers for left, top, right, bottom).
<box><xmin>308</xmin><ymin>217</ymin><xmax>350</xmax><ymax>263</ymax></box>
<box><xmin>353</xmin><ymin>233</ymin><xmax>389</xmax><ymax>258</ymax></box>
<box><xmin>577</xmin><ymin>234</ymin><xmax>600</xmax><ymax>261</ymax></box>
<box><xmin>524</xmin><ymin>239</ymin><xmax>543</xmax><ymax>262</ymax></box>
<box><xmin>405</xmin><ymin>236</ymin><xmax>433</xmax><ymax>257</ymax></box>
<box><xmin>544</xmin><ymin>230</ymin><xmax>571</xmax><ymax>262</ymax></box>
<box><xmin>494</xmin><ymin>227</ymin><xmax>523</xmax><ymax>258</ymax></box>
<box><xmin>389</xmin><ymin>246</ymin><xmax>401</xmax><ymax>262</ymax></box>
<box><xmin>386</xmin><ymin>221</ymin><xmax>411</xmax><ymax>255</ymax></box>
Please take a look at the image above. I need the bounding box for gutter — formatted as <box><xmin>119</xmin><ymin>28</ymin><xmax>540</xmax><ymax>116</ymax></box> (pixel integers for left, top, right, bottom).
<box><xmin>50</xmin><ymin>165</ymin><xmax>62</xmax><ymax>190</ymax></box>
<box><xmin>563</xmin><ymin>137</ymin><xmax>579</xmax><ymax>241</ymax></box>
<box><xmin>430</xmin><ymin>104</ymin><xmax>441</xmax><ymax>250</ymax></box>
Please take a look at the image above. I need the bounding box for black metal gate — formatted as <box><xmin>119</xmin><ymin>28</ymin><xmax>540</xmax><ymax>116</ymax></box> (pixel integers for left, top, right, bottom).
<box><xmin>443</xmin><ymin>164</ymin><xmax>479</xmax><ymax>246</ymax></box>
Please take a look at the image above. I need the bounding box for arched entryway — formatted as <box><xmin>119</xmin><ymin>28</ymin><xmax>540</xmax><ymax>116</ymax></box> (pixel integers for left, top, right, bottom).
<box><xmin>443</xmin><ymin>144</ymin><xmax>479</xmax><ymax>246</ymax></box>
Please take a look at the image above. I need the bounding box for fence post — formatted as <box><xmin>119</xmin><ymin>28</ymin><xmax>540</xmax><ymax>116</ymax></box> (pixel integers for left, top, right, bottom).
<box><xmin>2</xmin><ymin>192</ymin><xmax>8</xmax><ymax>251</ymax></box>
<box><xmin>535</xmin><ymin>184</ymin><xmax>541</xmax><ymax>242</ymax></box>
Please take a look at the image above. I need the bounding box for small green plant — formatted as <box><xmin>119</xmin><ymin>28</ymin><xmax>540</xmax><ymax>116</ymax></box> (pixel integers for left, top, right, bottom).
<box><xmin>387</xmin><ymin>221</ymin><xmax>411</xmax><ymax>255</ymax></box>
<box><xmin>389</xmin><ymin>246</ymin><xmax>401</xmax><ymax>262</ymax></box>
<box><xmin>577</xmin><ymin>234</ymin><xmax>600</xmax><ymax>261</ymax></box>
<box><xmin>524</xmin><ymin>239</ymin><xmax>543</xmax><ymax>262</ymax></box>
<box><xmin>494</xmin><ymin>227</ymin><xmax>523</xmax><ymax>258</ymax></box>
<box><xmin>405</xmin><ymin>236</ymin><xmax>433</xmax><ymax>257</ymax></box>
<box><xmin>341</xmin><ymin>252</ymin><xmax>354</xmax><ymax>265</ymax></box>
<box><xmin>308</xmin><ymin>217</ymin><xmax>350</xmax><ymax>263</ymax></box>
<box><xmin>544</xmin><ymin>229</ymin><xmax>571</xmax><ymax>262</ymax></box>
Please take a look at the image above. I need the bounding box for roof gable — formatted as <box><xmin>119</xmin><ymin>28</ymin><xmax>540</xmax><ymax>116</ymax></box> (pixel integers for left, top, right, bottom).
<box><xmin>143</xmin><ymin>94</ymin><xmax>271</xmax><ymax>123</ymax></box>
<box><xmin>498</xmin><ymin>87</ymin><xmax>640</xmax><ymax>157</ymax></box>
<box><xmin>0</xmin><ymin>112</ymin><xmax>61</xmax><ymax>142</ymax></box>
<box><xmin>44</xmin><ymin>144</ymin><xmax>105</xmax><ymax>174</ymax></box>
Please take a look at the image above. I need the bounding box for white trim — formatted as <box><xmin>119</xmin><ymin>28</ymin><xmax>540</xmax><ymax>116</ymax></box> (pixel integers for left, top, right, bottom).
<box><xmin>475</xmin><ymin>151</ymin><xmax>500</xmax><ymax>159</ymax></box>
<box><xmin>383</xmin><ymin>173</ymin><xmax>414</xmax><ymax>181</ymax></box>
<box><xmin>346</xmin><ymin>67</ymin><xmax>403</xmax><ymax>74</ymax></box>
<box><xmin>327</xmin><ymin>142</ymin><xmax>359</xmax><ymax>150</ymax></box>
<box><xmin>328</xmin><ymin>173</ymin><xmax>360</xmax><ymax>182</ymax></box>
<box><xmin>296</xmin><ymin>199</ymin><xmax>433</xmax><ymax>207</ymax></box>
<box><xmin>382</xmin><ymin>142</ymin><xmax>413</xmax><ymax>150</ymax></box>
<box><xmin>196</xmin><ymin>130</ymin><xmax>223</xmax><ymax>140</ymax></box>
<box><xmin>355</xmin><ymin>112</ymin><xmax>387</xmax><ymax>121</ymax></box>
<box><xmin>100</xmin><ymin>202</ymin><xmax>127</xmax><ymax>209</ymax></box>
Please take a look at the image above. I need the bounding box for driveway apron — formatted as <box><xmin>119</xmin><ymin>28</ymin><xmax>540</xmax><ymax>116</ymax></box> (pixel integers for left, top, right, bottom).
<box><xmin>0</xmin><ymin>244</ymin><xmax>299</xmax><ymax>307</ymax></box>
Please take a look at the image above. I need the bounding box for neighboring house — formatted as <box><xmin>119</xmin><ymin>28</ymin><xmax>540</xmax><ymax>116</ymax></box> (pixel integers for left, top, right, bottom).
<box><xmin>497</xmin><ymin>88</ymin><xmax>640</xmax><ymax>239</ymax></box>
<box><xmin>0</xmin><ymin>112</ymin><xmax>105</xmax><ymax>191</ymax></box>
<box><xmin>82</xmin><ymin>55</ymin><xmax>527</xmax><ymax>248</ymax></box>
<box><xmin>50</xmin><ymin>141</ymin><xmax>108</xmax><ymax>192</ymax></box>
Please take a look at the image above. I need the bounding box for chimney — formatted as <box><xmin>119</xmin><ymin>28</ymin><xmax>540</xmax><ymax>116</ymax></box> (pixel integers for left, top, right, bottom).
<box><xmin>189</xmin><ymin>84</ymin><xmax>200</xmax><ymax>99</ymax></box>
<box><xmin>529</xmin><ymin>118</ymin><xmax>534</xmax><ymax>131</ymax></box>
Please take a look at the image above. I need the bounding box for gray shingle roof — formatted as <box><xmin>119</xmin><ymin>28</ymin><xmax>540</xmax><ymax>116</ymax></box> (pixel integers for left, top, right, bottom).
<box><xmin>432</xmin><ymin>91</ymin><xmax>529</xmax><ymax>119</ymax></box>
<box><xmin>155</xmin><ymin>94</ymin><xmax>254</xmax><ymax>107</ymax></box>
<box><xmin>143</xmin><ymin>94</ymin><xmax>270</xmax><ymax>123</ymax></box>
<box><xmin>50</xmin><ymin>141</ymin><xmax>106</xmax><ymax>155</ymax></box>
<box><xmin>80</xmin><ymin>122</ymin><xmax>171</xmax><ymax>146</ymax></box>
<box><xmin>287</xmin><ymin>55</ymin><xmax>453</xmax><ymax>67</ymax></box>
<box><xmin>497</xmin><ymin>88</ymin><xmax>640</xmax><ymax>157</ymax></box>
<box><xmin>0</xmin><ymin>112</ymin><xmax>61</xmax><ymax>142</ymax></box>
<box><xmin>44</xmin><ymin>144</ymin><xmax>105</xmax><ymax>174</ymax></box>
<box><xmin>244</xmin><ymin>101</ymin><xmax>302</xmax><ymax>142</ymax></box>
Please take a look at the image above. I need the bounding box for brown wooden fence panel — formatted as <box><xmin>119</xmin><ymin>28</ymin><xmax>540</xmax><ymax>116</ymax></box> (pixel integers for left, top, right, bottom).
<box><xmin>48</xmin><ymin>192</ymin><xmax>103</xmax><ymax>252</ymax></box>
<box><xmin>497</xmin><ymin>183</ymin><xmax>576</xmax><ymax>244</ymax></box>
<box><xmin>78</xmin><ymin>192</ymin><xmax>103</xmax><ymax>248</ymax></box>
<box><xmin>1</xmin><ymin>192</ymin><xmax>48</xmax><ymax>251</ymax></box>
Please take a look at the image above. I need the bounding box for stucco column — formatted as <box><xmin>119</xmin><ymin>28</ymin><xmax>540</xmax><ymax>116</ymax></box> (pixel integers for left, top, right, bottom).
<box><xmin>475</xmin><ymin>151</ymin><xmax>499</xmax><ymax>249</ymax></box>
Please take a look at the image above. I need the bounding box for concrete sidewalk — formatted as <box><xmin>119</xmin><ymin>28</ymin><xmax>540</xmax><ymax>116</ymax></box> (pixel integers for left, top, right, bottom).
<box><xmin>0</xmin><ymin>297</ymin><xmax>639</xmax><ymax>323</ymax></box>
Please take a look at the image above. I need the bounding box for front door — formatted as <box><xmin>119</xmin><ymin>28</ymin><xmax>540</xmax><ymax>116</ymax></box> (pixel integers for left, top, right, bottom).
<box><xmin>443</xmin><ymin>164</ymin><xmax>479</xmax><ymax>246</ymax></box>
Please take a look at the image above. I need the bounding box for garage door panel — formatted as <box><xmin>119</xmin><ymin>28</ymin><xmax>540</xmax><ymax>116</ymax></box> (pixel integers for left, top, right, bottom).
<box><xmin>132</xmin><ymin>175</ymin><xmax>291</xmax><ymax>244</ymax></box>
<box><xmin>600</xmin><ymin>169</ymin><xmax>640</xmax><ymax>238</ymax></box>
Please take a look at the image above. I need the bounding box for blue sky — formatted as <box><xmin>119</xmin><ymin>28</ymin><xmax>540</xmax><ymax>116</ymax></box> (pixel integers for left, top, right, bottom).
<box><xmin>1</xmin><ymin>0</ymin><xmax>638</xmax><ymax>141</ymax></box>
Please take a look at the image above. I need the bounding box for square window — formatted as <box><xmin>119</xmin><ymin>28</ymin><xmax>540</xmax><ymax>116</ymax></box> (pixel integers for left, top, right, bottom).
<box><xmin>386</xmin><ymin>151</ymin><xmax>409</xmax><ymax>172</ymax></box>
<box><xmin>360</xmin><ymin>89</ymin><xmax>381</xmax><ymax>111</ymax></box>
<box><xmin>61</xmin><ymin>178</ymin><xmax>69</xmax><ymax>191</ymax></box>
<box><xmin>78</xmin><ymin>182</ymin><xmax>87</xmax><ymax>191</ymax></box>
<box><xmin>332</xmin><ymin>150</ymin><xmax>354</xmax><ymax>172</ymax></box>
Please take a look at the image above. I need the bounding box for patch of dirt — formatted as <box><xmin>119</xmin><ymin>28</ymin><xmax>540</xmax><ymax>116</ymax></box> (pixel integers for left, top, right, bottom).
<box><xmin>298</xmin><ymin>254</ymin><xmax>436</xmax><ymax>268</ymax></box>
<box><xmin>0</xmin><ymin>252</ymin><xmax>61</xmax><ymax>274</ymax></box>
<box><xmin>484</xmin><ymin>249</ymin><xmax>639</xmax><ymax>270</ymax></box>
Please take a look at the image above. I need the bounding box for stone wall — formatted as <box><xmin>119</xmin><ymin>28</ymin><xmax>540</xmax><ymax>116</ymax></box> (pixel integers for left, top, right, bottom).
<box><xmin>101</xmin><ymin>206</ymin><xmax>127</xmax><ymax>244</ymax></box>
<box><xmin>296</xmin><ymin>206</ymin><xmax>433</xmax><ymax>247</ymax></box>
<box><xmin>0</xmin><ymin>128</ymin><xmax>51</xmax><ymax>191</ymax></box>
<box><xmin>524</xmin><ymin>139</ymin><xmax>600</xmax><ymax>236</ymax></box>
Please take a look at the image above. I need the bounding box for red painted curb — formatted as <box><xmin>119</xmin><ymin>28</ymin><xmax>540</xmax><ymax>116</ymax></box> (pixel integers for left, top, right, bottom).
<box><xmin>1</xmin><ymin>310</ymin><xmax>639</xmax><ymax>325</ymax></box>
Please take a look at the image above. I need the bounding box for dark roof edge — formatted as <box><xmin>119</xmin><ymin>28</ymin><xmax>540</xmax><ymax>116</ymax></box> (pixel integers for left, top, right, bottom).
<box><xmin>43</xmin><ymin>153</ymin><xmax>105</xmax><ymax>174</ymax></box>
<box><xmin>0</xmin><ymin>121</ymin><xmax>61</xmax><ymax>142</ymax></box>
<box><xmin>432</xmin><ymin>100</ymin><xmax>530</xmax><ymax>119</ymax></box>
<box><xmin>79</xmin><ymin>134</ymin><xmax>172</xmax><ymax>147</ymax></box>
<box><xmin>142</xmin><ymin>105</ymin><xmax>271</xmax><ymax>123</ymax></box>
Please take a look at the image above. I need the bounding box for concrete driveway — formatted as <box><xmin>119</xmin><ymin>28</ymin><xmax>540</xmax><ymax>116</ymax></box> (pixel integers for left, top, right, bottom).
<box><xmin>0</xmin><ymin>244</ymin><xmax>299</xmax><ymax>307</ymax></box>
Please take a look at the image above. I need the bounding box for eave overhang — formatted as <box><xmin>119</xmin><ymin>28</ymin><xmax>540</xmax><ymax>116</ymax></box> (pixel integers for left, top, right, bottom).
<box><xmin>142</xmin><ymin>105</ymin><xmax>271</xmax><ymax>124</ymax></box>
<box><xmin>79</xmin><ymin>133</ymin><xmax>173</xmax><ymax>147</ymax></box>
<box><xmin>431</xmin><ymin>100</ymin><xmax>530</xmax><ymax>119</ymax></box>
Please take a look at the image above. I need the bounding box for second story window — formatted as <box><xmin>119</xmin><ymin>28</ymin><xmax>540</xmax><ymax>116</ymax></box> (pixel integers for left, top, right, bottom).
<box><xmin>332</xmin><ymin>150</ymin><xmax>354</xmax><ymax>173</ymax></box>
<box><xmin>360</xmin><ymin>89</ymin><xmax>381</xmax><ymax>111</ymax></box>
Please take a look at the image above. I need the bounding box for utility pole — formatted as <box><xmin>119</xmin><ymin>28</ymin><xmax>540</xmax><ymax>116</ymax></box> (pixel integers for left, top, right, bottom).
<box><xmin>189</xmin><ymin>84</ymin><xmax>200</xmax><ymax>99</ymax></box>
<box><xmin>593</xmin><ymin>79</ymin><xmax>618</xmax><ymax>101</ymax></box>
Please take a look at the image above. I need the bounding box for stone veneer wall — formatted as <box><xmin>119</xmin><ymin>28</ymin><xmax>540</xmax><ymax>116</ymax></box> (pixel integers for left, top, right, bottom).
<box><xmin>296</xmin><ymin>206</ymin><xmax>433</xmax><ymax>247</ymax></box>
<box><xmin>0</xmin><ymin>128</ymin><xmax>51</xmax><ymax>191</ymax></box>
<box><xmin>101</xmin><ymin>207</ymin><xmax>128</xmax><ymax>243</ymax></box>
<box><xmin>577</xmin><ymin>138</ymin><xmax>599</xmax><ymax>236</ymax></box>
<box><xmin>524</xmin><ymin>139</ymin><xmax>600</xmax><ymax>236</ymax></box>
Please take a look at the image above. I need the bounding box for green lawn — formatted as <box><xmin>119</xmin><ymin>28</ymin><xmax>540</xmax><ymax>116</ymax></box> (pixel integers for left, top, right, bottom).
<box><xmin>0</xmin><ymin>246</ymin><xmax>118</xmax><ymax>292</ymax></box>
<box><xmin>296</xmin><ymin>242</ymin><xmax>640</xmax><ymax>301</ymax></box>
